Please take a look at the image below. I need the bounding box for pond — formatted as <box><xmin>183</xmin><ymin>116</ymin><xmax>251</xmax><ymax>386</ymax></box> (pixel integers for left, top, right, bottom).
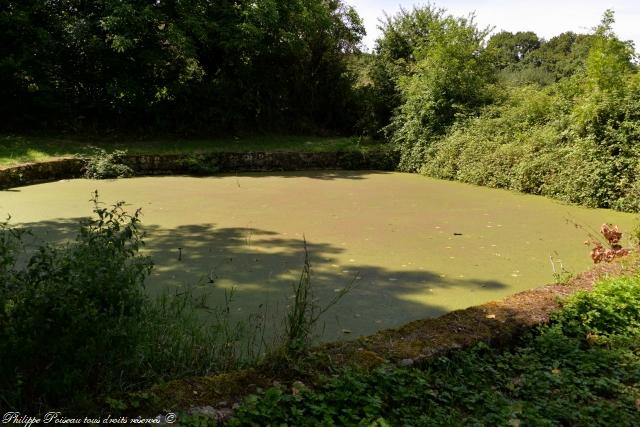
<box><xmin>1</xmin><ymin>171</ymin><xmax>635</xmax><ymax>341</ymax></box>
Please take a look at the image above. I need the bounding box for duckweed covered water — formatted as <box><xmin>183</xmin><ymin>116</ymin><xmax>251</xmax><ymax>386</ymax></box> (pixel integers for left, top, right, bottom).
<box><xmin>1</xmin><ymin>171</ymin><xmax>635</xmax><ymax>340</ymax></box>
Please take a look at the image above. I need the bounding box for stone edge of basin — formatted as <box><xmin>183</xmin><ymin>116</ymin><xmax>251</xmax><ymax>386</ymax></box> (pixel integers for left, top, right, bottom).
<box><xmin>149</xmin><ymin>257</ymin><xmax>634</xmax><ymax>416</ymax></box>
<box><xmin>0</xmin><ymin>150</ymin><xmax>400</xmax><ymax>190</ymax></box>
<box><xmin>321</xmin><ymin>259</ymin><xmax>629</xmax><ymax>366</ymax></box>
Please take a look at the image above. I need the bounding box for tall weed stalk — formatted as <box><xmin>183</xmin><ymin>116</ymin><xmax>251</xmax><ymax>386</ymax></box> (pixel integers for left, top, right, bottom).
<box><xmin>283</xmin><ymin>238</ymin><xmax>356</xmax><ymax>357</ymax></box>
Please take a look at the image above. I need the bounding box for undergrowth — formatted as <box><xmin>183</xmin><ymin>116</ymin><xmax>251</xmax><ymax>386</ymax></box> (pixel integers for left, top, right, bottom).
<box><xmin>0</xmin><ymin>194</ymin><xmax>262</xmax><ymax>413</ymax></box>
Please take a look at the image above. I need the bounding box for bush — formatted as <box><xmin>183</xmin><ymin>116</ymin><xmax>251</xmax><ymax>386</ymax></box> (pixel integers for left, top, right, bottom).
<box><xmin>176</xmin><ymin>153</ymin><xmax>220</xmax><ymax>175</ymax></box>
<box><xmin>554</xmin><ymin>275</ymin><xmax>640</xmax><ymax>344</ymax></box>
<box><xmin>84</xmin><ymin>148</ymin><xmax>134</xmax><ymax>179</ymax></box>
<box><xmin>0</xmin><ymin>193</ymin><xmax>151</xmax><ymax>409</ymax></box>
<box><xmin>382</xmin><ymin>10</ymin><xmax>640</xmax><ymax>212</ymax></box>
<box><xmin>415</xmin><ymin>67</ymin><xmax>640</xmax><ymax>211</ymax></box>
<box><xmin>0</xmin><ymin>194</ymin><xmax>262</xmax><ymax>412</ymax></box>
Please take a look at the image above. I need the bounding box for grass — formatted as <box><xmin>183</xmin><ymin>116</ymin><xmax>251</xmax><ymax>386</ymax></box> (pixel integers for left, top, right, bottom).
<box><xmin>0</xmin><ymin>134</ymin><xmax>383</xmax><ymax>167</ymax></box>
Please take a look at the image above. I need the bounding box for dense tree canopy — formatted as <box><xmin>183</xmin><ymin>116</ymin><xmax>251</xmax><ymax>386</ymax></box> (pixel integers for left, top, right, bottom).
<box><xmin>487</xmin><ymin>31</ymin><xmax>541</xmax><ymax>68</ymax></box>
<box><xmin>0</xmin><ymin>0</ymin><xmax>365</xmax><ymax>133</ymax></box>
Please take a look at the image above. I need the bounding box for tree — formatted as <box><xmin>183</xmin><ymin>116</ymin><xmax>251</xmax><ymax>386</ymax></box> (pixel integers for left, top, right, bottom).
<box><xmin>0</xmin><ymin>0</ymin><xmax>366</xmax><ymax>134</ymax></box>
<box><xmin>585</xmin><ymin>9</ymin><xmax>635</xmax><ymax>92</ymax></box>
<box><xmin>382</xmin><ymin>7</ymin><xmax>494</xmax><ymax>170</ymax></box>
<box><xmin>359</xmin><ymin>5</ymin><xmax>449</xmax><ymax>136</ymax></box>
<box><xmin>523</xmin><ymin>32</ymin><xmax>595</xmax><ymax>81</ymax></box>
<box><xmin>487</xmin><ymin>31</ymin><xmax>541</xmax><ymax>69</ymax></box>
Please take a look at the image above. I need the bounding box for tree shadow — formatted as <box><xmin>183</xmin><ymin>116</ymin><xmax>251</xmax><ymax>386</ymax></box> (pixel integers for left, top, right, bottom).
<box><xmin>14</xmin><ymin>217</ymin><xmax>510</xmax><ymax>341</ymax></box>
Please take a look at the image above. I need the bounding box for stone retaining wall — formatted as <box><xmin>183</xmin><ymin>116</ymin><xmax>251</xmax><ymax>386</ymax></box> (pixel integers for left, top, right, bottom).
<box><xmin>0</xmin><ymin>150</ymin><xmax>399</xmax><ymax>190</ymax></box>
<box><xmin>0</xmin><ymin>158</ymin><xmax>85</xmax><ymax>190</ymax></box>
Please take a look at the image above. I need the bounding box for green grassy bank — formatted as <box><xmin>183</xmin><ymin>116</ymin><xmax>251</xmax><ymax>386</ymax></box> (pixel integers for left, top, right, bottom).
<box><xmin>0</xmin><ymin>134</ymin><xmax>380</xmax><ymax>167</ymax></box>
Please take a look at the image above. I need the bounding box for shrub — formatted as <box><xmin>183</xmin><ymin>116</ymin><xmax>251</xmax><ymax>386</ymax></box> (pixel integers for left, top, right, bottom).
<box><xmin>0</xmin><ymin>192</ymin><xmax>152</xmax><ymax>409</ymax></box>
<box><xmin>84</xmin><ymin>148</ymin><xmax>134</xmax><ymax>179</ymax></box>
<box><xmin>0</xmin><ymin>194</ymin><xmax>262</xmax><ymax>412</ymax></box>
<box><xmin>386</xmin><ymin>10</ymin><xmax>640</xmax><ymax>212</ymax></box>
<box><xmin>176</xmin><ymin>153</ymin><xmax>220</xmax><ymax>175</ymax></box>
<box><xmin>553</xmin><ymin>275</ymin><xmax>640</xmax><ymax>344</ymax></box>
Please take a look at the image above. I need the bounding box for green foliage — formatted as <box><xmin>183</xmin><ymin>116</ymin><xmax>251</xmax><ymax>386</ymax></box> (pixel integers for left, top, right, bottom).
<box><xmin>524</xmin><ymin>32</ymin><xmax>595</xmax><ymax>82</ymax></box>
<box><xmin>489</xmin><ymin>31</ymin><xmax>595</xmax><ymax>85</ymax></box>
<box><xmin>1</xmin><ymin>0</ymin><xmax>365</xmax><ymax>134</ymax></box>
<box><xmin>487</xmin><ymin>30</ymin><xmax>587</xmax><ymax>86</ymax></box>
<box><xmin>357</xmin><ymin>5</ymin><xmax>448</xmax><ymax>138</ymax></box>
<box><xmin>0</xmin><ymin>194</ymin><xmax>262</xmax><ymax>412</ymax></box>
<box><xmin>176</xmin><ymin>153</ymin><xmax>220</xmax><ymax>175</ymax></box>
<box><xmin>84</xmin><ymin>148</ymin><xmax>134</xmax><ymax>179</ymax></box>
<box><xmin>487</xmin><ymin>31</ymin><xmax>541</xmax><ymax>69</ymax></box>
<box><xmin>374</xmin><ymin>9</ymin><xmax>639</xmax><ymax>201</ymax></box>
<box><xmin>229</xmin><ymin>274</ymin><xmax>640</xmax><ymax>426</ymax></box>
<box><xmin>585</xmin><ymin>10</ymin><xmax>636</xmax><ymax>92</ymax></box>
<box><xmin>382</xmin><ymin>7</ymin><xmax>494</xmax><ymax>171</ymax></box>
<box><xmin>553</xmin><ymin>275</ymin><xmax>640</xmax><ymax>345</ymax></box>
<box><xmin>413</xmin><ymin>10</ymin><xmax>640</xmax><ymax>211</ymax></box>
<box><xmin>0</xmin><ymin>193</ymin><xmax>152</xmax><ymax>408</ymax></box>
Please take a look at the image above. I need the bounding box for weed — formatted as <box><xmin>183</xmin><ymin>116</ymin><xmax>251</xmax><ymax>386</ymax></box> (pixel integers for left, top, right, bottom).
<box><xmin>84</xmin><ymin>148</ymin><xmax>133</xmax><ymax>179</ymax></box>
<box><xmin>282</xmin><ymin>238</ymin><xmax>356</xmax><ymax>357</ymax></box>
<box><xmin>176</xmin><ymin>153</ymin><xmax>220</xmax><ymax>175</ymax></box>
<box><xmin>549</xmin><ymin>253</ymin><xmax>573</xmax><ymax>283</ymax></box>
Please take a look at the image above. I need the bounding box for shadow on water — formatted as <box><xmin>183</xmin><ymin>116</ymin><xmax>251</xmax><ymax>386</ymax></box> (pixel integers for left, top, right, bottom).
<box><xmin>15</xmin><ymin>217</ymin><xmax>509</xmax><ymax>341</ymax></box>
